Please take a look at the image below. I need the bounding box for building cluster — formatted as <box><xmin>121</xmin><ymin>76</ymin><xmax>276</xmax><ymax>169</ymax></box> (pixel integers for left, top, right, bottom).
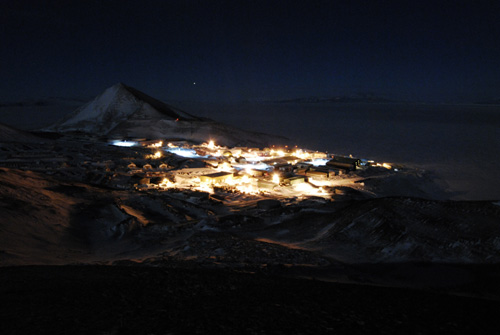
<box><xmin>126</xmin><ymin>140</ymin><xmax>375</xmax><ymax>199</ymax></box>
<box><xmin>0</xmin><ymin>136</ymin><xmax>392</xmax><ymax>201</ymax></box>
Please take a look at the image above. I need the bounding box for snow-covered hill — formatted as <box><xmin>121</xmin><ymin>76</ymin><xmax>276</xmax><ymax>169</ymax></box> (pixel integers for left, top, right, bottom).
<box><xmin>2</xmin><ymin>167</ymin><xmax>499</xmax><ymax>266</ymax></box>
<box><xmin>46</xmin><ymin>83</ymin><xmax>287</xmax><ymax>147</ymax></box>
<box><xmin>47</xmin><ymin>83</ymin><xmax>199</xmax><ymax>134</ymax></box>
<box><xmin>0</xmin><ymin>123</ymin><xmax>44</xmax><ymax>143</ymax></box>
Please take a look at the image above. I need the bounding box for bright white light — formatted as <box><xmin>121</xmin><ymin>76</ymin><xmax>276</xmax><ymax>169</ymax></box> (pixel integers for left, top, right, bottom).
<box><xmin>112</xmin><ymin>140</ymin><xmax>137</xmax><ymax>147</ymax></box>
<box><xmin>245</xmin><ymin>156</ymin><xmax>266</xmax><ymax>162</ymax></box>
<box><xmin>217</xmin><ymin>162</ymin><xmax>233</xmax><ymax>172</ymax></box>
<box><xmin>306</xmin><ymin>159</ymin><xmax>329</xmax><ymax>166</ymax></box>
<box><xmin>159</xmin><ymin>178</ymin><xmax>174</xmax><ymax>189</ymax></box>
<box><xmin>293</xmin><ymin>183</ymin><xmax>328</xmax><ymax>197</ymax></box>
<box><xmin>232</xmin><ymin>162</ymin><xmax>271</xmax><ymax>171</ymax></box>
<box><xmin>166</xmin><ymin>148</ymin><xmax>200</xmax><ymax>158</ymax></box>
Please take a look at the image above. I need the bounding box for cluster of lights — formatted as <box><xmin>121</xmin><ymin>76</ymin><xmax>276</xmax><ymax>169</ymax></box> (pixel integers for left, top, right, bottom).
<box><xmin>206</xmin><ymin>140</ymin><xmax>216</xmax><ymax>150</ymax></box>
<box><xmin>134</xmin><ymin>139</ymin><xmax>395</xmax><ymax>199</ymax></box>
<box><xmin>158</xmin><ymin>178</ymin><xmax>174</xmax><ymax>189</ymax></box>
<box><xmin>373</xmin><ymin>162</ymin><xmax>392</xmax><ymax>169</ymax></box>
<box><xmin>146</xmin><ymin>140</ymin><xmax>337</xmax><ymax>197</ymax></box>
<box><xmin>145</xmin><ymin>151</ymin><xmax>163</xmax><ymax>159</ymax></box>
<box><xmin>146</xmin><ymin>141</ymin><xmax>163</xmax><ymax>148</ymax></box>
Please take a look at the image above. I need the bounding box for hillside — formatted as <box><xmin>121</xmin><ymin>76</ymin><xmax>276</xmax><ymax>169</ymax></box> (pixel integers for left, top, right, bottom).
<box><xmin>0</xmin><ymin>123</ymin><xmax>45</xmax><ymax>143</ymax></box>
<box><xmin>46</xmin><ymin>83</ymin><xmax>288</xmax><ymax>147</ymax></box>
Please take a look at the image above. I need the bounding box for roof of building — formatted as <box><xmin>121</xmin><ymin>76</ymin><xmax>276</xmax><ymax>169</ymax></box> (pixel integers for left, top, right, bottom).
<box><xmin>201</xmin><ymin>172</ymin><xmax>233</xmax><ymax>178</ymax></box>
<box><xmin>328</xmin><ymin>156</ymin><xmax>360</xmax><ymax>165</ymax></box>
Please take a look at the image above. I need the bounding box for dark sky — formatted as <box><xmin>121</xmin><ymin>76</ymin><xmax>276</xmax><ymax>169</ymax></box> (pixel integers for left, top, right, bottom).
<box><xmin>2</xmin><ymin>0</ymin><xmax>500</xmax><ymax>103</ymax></box>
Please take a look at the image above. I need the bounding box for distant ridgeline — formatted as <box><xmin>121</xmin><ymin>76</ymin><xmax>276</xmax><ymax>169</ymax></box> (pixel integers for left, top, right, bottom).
<box><xmin>44</xmin><ymin>83</ymin><xmax>288</xmax><ymax>148</ymax></box>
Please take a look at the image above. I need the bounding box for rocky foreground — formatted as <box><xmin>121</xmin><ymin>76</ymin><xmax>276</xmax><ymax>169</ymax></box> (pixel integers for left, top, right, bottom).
<box><xmin>1</xmin><ymin>265</ymin><xmax>500</xmax><ymax>335</ymax></box>
<box><xmin>1</xmin><ymin>126</ymin><xmax>500</xmax><ymax>333</ymax></box>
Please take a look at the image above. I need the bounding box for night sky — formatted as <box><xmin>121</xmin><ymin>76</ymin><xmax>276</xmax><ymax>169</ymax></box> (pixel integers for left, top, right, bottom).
<box><xmin>2</xmin><ymin>0</ymin><xmax>500</xmax><ymax>103</ymax></box>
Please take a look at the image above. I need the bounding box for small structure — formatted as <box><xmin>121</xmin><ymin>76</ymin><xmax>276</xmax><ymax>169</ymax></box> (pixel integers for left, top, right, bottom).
<box><xmin>229</xmin><ymin>148</ymin><xmax>242</xmax><ymax>156</ymax></box>
<box><xmin>199</xmin><ymin>172</ymin><xmax>233</xmax><ymax>184</ymax></box>
<box><xmin>283</xmin><ymin>175</ymin><xmax>307</xmax><ymax>186</ymax></box>
<box><xmin>296</xmin><ymin>162</ymin><xmax>312</xmax><ymax>170</ymax></box>
<box><xmin>274</xmin><ymin>163</ymin><xmax>293</xmax><ymax>173</ymax></box>
<box><xmin>202</xmin><ymin>159</ymin><xmax>219</xmax><ymax>168</ymax></box>
<box><xmin>247</xmin><ymin>169</ymin><xmax>268</xmax><ymax>177</ymax></box>
<box><xmin>306</xmin><ymin>170</ymin><xmax>328</xmax><ymax>178</ymax></box>
<box><xmin>326</xmin><ymin>156</ymin><xmax>360</xmax><ymax>171</ymax></box>
<box><xmin>263</xmin><ymin>158</ymin><xmax>288</xmax><ymax>165</ymax></box>
<box><xmin>235</xmin><ymin>156</ymin><xmax>247</xmax><ymax>163</ymax></box>
<box><xmin>257</xmin><ymin>180</ymin><xmax>276</xmax><ymax>190</ymax></box>
<box><xmin>159</xmin><ymin>163</ymin><xmax>170</xmax><ymax>170</ymax></box>
<box><xmin>306</xmin><ymin>167</ymin><xmax>332</xmax><ymax>178</ymax></box>
<box><xmin>139</xmin><ymin>177</ymin><xmax>151</xmax><ymax>185</ymax></box>
<box><xmin>311</xmin><ymin>151</ymin><xmax>327</xmax><ymax>159</ymax></box>
<box><xmin>281</xmin><ymin>156</ymin><xmax>300</xmax><ymax>164</ymax></box>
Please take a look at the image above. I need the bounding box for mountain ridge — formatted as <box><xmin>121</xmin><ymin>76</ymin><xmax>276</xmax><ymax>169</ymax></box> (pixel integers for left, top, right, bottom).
<box><xmin>44</xmin><ymin>83</ymin><xmax>288</xmax><ymax>147</ymax></box>
<box><xmin>48</xmin><ymin>83</ymin><xmax>199</xmax><ymax>133</ymax></box>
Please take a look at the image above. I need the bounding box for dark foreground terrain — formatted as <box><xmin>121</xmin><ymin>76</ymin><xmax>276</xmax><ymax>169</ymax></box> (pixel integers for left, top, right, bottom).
<box><xmin>1</xmin><ymin>124</ymin><xmax>500</xmax><ymax>335</ymax></box>
<box><xmin>1</xmin><ymin>265</ymin><xmax>499</xmax><ymax>334</ymax></box>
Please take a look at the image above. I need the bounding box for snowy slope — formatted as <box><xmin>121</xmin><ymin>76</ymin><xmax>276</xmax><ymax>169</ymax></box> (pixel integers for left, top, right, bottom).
<box><xmin>109</xmin><ymin>118</ymin><xmax>288</xmax><ymax>147</ymax></box>
<box><xmin>47</xmin><ymin>83</ymin><xmax>199</xmax><ymax>134</ymax></box>
<box><xmin>0</xmin><ymin>123</ymin><xmax>44</xmax><ymax>143</ymax></box>
<box><xmin>46</xmin><ymin>83</ymin><xmax>288</xmax><ymax>147</ymax></box>
<box><xmin>0</xmin><ymin>168</ymin><xmax>147</xmax><ymax>265</ymax></box>
<box><xmin>255</xmin><ymin>197</ymin><xmax>500</xmax><ymax>263</ymax></box>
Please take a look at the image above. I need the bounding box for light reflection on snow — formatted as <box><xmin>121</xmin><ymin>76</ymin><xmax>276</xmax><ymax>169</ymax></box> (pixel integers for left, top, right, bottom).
<box><xmin>232</xmin><ymin>162</ymin><xmax>271</xmax><ymax>171</ymax></box>
<box><xmin>308</xmin><ymin>177</ymin><xmax>331</xmax><ymax>187</ymax></box>
<box><xmin>245</xmin><ymin>156</ymin><xmax>267</xmax><ymax>162</ymax></box>
<box><xmin>112</xmin><ymin>140</ymin><xmax>138</xmax><ymax>147</ymax></box>
<box><xmin>305</xmin><ymin>159</ymin><xmax>329</xmax><ymax>166</ymax></box>
<box><xmin>166</xmin><ymin>148</ymin><xmax>200</xmax><ymax>158</ymax></box>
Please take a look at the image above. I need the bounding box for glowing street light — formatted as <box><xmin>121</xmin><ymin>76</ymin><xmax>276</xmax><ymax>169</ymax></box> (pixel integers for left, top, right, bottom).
<box><xmin>207</xmin><ymin>140</ymin><xmax>215</xmax><ymax>149</ymax></box>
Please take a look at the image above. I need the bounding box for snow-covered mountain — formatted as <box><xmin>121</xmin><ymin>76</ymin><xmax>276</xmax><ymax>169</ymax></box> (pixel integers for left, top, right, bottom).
<box><xmin>47</xmin><ymin>83</ymin><xmax>200</xmax><ymax>134</ymax></box>
<box><xmin>47</xmin><ymin>83</ymin><xmax>287</xmax><ymax>147</ymax></box>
